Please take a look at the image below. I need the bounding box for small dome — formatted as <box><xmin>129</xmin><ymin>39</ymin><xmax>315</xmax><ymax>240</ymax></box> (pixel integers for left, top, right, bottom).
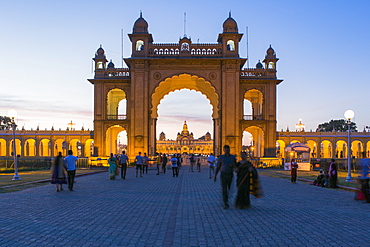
<box><xmin>267</xmin><ymin>45</ymin><xmax>275</xmax><ymax>56</ymax></box>
<box><xmin>133</xmin><ymin>12</ymin><xmax>148</xmax><ymax>33</ymax></box>
<box><xmin>223</xmin><ymin>12</ymin><xmax>238</xmax><ymax>33</ymax></box>
<box><xmin>97</xmin><ymin>45</ymin><xmax>105</xmax><ymax>56</ymax></box>
<box><xmin>256</xmin><ymin>60</ymin><xmax>263</xmax><ymax>69</ymax></box>
<box><xmin>107</xmin><ymin>59</ymin><xmax>115</xmax><ymax>68</ymax></box>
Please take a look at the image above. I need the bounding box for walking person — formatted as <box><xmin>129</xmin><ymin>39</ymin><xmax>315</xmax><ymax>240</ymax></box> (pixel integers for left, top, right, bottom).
<box><xmin>108</xmin><ymin>153</ymin><xmax>117</xmax><ymax>180</ymax></box>
<box><xmin>214</xmin><ymin>145</ymin><xmax>237</xmax><ymax>209</ymax></box>
<box><xmin>64</xmin><ymin>150</ymin><xmax>78</xmax><ymax>191</ymax></box>
<box><xmin>155</xmin><ymin>153</ymin><xmax>162</xmax><ymax>175</ymax></box>
<box><xmin>234</xmin><ymin>152</ymin><xmax>263</xmax><ymax>209</ymax></box>
<box><xmin>177</xmin><ymin>153</ymin><xmax>182</xmax><ymax>169</ymax></box>
<box><xmin>142</xmin><ymin>153</ymin><xmax>149</xmax><ymax>174</ymax></box>
<box><xmin>189</xmin><ymin>154</ymin><xmax>195</xmax><ymax>172</ymax></box>
<box><xmin>171</xmin><ymin>154</ymin><xmax>179</xmax><ymax>177</ymax></box>
<box><xmin>161</xmin><ymin>154</ymin><xmax>168</xmax><ymax>173</ymax></box>
<box><xmin>119</xmin><ymin>150</ymin><xmax>128</xmax><ymax>179</ymax></box>
<box><xmin>196</xmin><ymin>154</ymin><xmax>202</xmax><ymax>172</ymax></box>
<box><xmin>135</xmin><ymin>152</ymin><xmax>143</xmax><ymax>177</ymax></box>
<box><xmin>207</xmin><ymin>153</ymin><xmax>216</xmax><ymax>179</ymax></box>
<box><xmin>50</xmin><ymin>152</ymin><xmax>67</xmax><ymax>192</ymax></box>
<box><xmin>328</xmin><ymin>159</ymin><xmax>338</xmax><ymax>188</ymax></box>
<box><xmin>290</xmin><ymin>159</ymin><xmax>298</xmax><ymax>184</ymax></box>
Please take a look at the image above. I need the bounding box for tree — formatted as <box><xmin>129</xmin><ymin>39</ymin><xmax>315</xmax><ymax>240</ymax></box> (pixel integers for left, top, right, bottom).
<box><xmin>0</xmin><ymin>116</ymin><xmax>12</xmax><ymax>130</ymax></box>
<box><xmin>316</xmin><ymin>119</ymin><xmax>357</xmax><ymax>132</ymax></box>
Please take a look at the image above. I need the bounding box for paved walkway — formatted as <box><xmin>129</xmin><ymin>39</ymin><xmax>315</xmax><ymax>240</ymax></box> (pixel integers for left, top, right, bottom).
<box><xmin>0</xmin><ymin>164</ymin><xmax>368</xmax><ymax>246</ymax></box>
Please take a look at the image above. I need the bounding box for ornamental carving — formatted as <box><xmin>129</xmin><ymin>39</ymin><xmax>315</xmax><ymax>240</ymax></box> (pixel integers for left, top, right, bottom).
<box><xmin>209</xmin><ymin>72</ymin><xmax>217</xmax><ymax>80</ymax></box>
<box><xmin>153</xmin><ymin>72</ymin><xmax>161</xmax><ymax>80</ymax></box>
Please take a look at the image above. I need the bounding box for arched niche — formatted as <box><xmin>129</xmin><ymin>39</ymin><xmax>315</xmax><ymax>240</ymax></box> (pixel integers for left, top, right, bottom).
<box><xmin>244</xmin><ymin>89</ymin><xmax>264</xmax><ymax>119</ymax></box>
<box><xmin>105</xmin><ymin>125</ymin><xmax>126</xmax><ymax>157</ymax></box>
<box><xmin>107</xmin><ymin>89</ymin><xmax>127</xmax><ymax>119</ymax></box>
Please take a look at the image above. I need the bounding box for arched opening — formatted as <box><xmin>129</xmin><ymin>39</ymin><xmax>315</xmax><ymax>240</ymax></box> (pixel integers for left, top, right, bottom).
<box><xmin>367</xmin><ymin>141</ymin><xmax>370</xmax><ymax>158</ymax></box>
<box><xmin>276</xmin><ymin>140</ymin><xmax>286</xmax><ymax>158</ymax></box>
<box><xmin>117</xmin><ymin>130</ymin><xmax>128</xmax><ymax>154</ymax></box>
<box><xmin>54</xmin><ymin>139</ymin><xmax>65</xmax><ymax>156</ymax></box>
<box><xmin>336</xmin><ymin>140</ymin><xmax>346</xmax><ymax>158</ymax></box>
<box><xmin>107</xmin><ymin>89</ymin><xmax>127</xmax><ymax>120</ymax></box>
<box><xmin>243</xmin><ymin>126</ymin><xmax>264</xmax><ymax>157</ymax></box>
<box><xmin>136</xmin><ymin>40</ymin><xmax>144</xmax><ymax>51</ymax></box>
<box><xmin>306</xmin><ymin>140</ymin><xmax>317</xmax><ymax>158</ymax></box>
<box><xmin>10</xmin><ymin>139</ymin><xmax>21</xmax><ymax>156</ymax></box>
<box><xmin>84</xmin><ymin>139</ymin><xmax>94</xmax><ymax>157</ymax></box>
<box><xmin>39</xmin><ymin>139</ymin><xmax>50</xmax><ymax>156</ymax></box>
<box><xmin>0</xmin><ymin>139</ymin><xmax>6</xmax><ymax>156</ymax></box>
<box><xmin>244</xmin><ymin>89</ymin><xmax>263</xmax><ymax>120</ymax></box>
<box><xmin>156</xmin><ymin>89</ymin><xmax>213</xmax><ymax>156</ymax></box>
<box><xmin>352</xmin><ymin>140</ymin><xmax>364</xmax><ymax>158</ymax></box>
<box><xmin>69</xmin><ymin>139</ymin><xmax>81</xmax><ymax>157</ymax></box>
<box><xmin>106</xmin><ymin>125</ymin><xmax>126</xmax><ymax>157</ymax></box>
<box><xmin>152</xmin><ymin>74</ymin><xmax>219</xmax><ymax>155</ymax></box>
<box><xmin>24</xmin><ymin>139</ymin><xmax>36</xmax><ymax>156</ymax></box>
<box><xmin>320</xmin><ymin>140</ymin><xmax>332</xmax><ymax>158</ymax></box>
<box><xmin>227</xmin><ymin>40</ymin><xmax>235</xmax><ymax>51</ymax></box>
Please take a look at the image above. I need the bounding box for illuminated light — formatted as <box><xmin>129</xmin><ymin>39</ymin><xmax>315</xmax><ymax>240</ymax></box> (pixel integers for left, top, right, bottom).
<box><xmin>344</xmin><ymin>110</ymin><xmax>354</xmax><ymax>120</ymax></box>
<box><xmin>8</xmin><ymin>109</ymin><xmax>17</xmax><ymax>119</ymax></box>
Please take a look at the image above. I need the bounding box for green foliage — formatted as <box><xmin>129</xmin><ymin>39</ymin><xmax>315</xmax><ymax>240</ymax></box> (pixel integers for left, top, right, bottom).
<box><xmin>0</xmin><ymin>116</ymin><xmax>12</xmax><ymax>130</ymax></box>
<box><xmin>316</xmin><ymin>119</ymin><xmax>357</xmax><ymax>132</ymax></box>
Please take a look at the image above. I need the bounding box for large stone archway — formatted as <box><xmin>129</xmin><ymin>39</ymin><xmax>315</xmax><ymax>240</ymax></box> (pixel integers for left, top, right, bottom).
<box><xmin>88</xmin><ymin>14</ymin><xmax>282</xmax><ymax>159</ymax></box>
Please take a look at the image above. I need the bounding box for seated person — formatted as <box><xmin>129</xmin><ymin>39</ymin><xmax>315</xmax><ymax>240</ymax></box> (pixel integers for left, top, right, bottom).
<box><xmin>312</xmin><ymin>169</ymin><xmax>324</xmax><ymax>186</ymax></box>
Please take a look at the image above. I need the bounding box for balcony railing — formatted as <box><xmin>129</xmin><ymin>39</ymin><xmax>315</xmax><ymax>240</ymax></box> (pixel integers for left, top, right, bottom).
<box><xmin>243</xmin><ymin>115</ymin><xmax>263</xmax><ymax>120</ymax></box>
<box><xmin>106</xmin><ymin>115</ymin><xmax>127</xmax><ymax>120</ymax></box>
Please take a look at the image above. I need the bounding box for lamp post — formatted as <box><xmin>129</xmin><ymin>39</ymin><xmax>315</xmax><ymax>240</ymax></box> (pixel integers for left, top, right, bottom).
<box><xmin>8</xmin><ymin>109</ymin><xmax>21</xmax><ymax>181</ymax></box>
<box><xmin>344</xmin><ymin>110</ymin><xmax>354</xmax><ymax>182</ymax></box>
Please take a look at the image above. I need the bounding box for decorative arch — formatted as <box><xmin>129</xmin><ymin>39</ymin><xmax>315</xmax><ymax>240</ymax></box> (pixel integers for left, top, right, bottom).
<box><xmin>151</xmin><ymin>74</ymin><xmax>219</xmax><ymax>119</ymax></box>
<box><xmin>306</xmin><ymin>140</ymin><xmax>318</xmax><ymax>158</ymax></box>
<box><xmin>106</xmin><ymin>88</ymin><xmax>127</xmax><ymax>120</ymax></box>
<box><xmin>0</xmin><ymin>138</ymin><xmax>6</xmax><ymax>156</ymax></box>
<box><xmin>105</xmin><ymin>125</ymin><xmax>127</xmax><ymax>157</ymax></box>
<box><xmin>244</xmin><ymin>89</ymin><xmax>264</xmax><ymax>120</ymax></box>
<box><xmin>276</xmin><ymin>140</ymin><xmax>286</xmax><ymax>158</ymax></box>
<box><xmin>243</xmin><ymin>126</ymin><xmax>264</xmax><ymax>157</ymax></box>
<box><xmin>39</xmin><ymin>139</ymin><xmax>51</xmax><ymax>156</ymax></box>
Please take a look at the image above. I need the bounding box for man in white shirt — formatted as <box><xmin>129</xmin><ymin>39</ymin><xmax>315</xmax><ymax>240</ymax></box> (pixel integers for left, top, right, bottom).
<box><xmin>207</xmin><ymin>153</ymin><xmax>216</xmax><ymax>179</ymax></box>
<box><xmin>135</xmin><ymin>152</ymin><xmax>143</xmax><ymax>177</ymax></box>
<box><xmin>64</xmin><ymin>150</ymin><xmax>78</xmax><ymax>191</ymax></box>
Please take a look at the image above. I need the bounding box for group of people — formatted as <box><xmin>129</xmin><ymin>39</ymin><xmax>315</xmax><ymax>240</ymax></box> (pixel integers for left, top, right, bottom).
<box><xmin>214</xmin><ymin>145</ymin><xmax>263</xmax><ymax>209</ymax></box>
<box><xmin>309</xmin><ymin>159</ymin><xmax>338</xmax><ymax>188</ymax></box>
<box><xmin>50</xmin><ymin>150</ymin><xmax>78</xmax><ymax>192</ymax></box>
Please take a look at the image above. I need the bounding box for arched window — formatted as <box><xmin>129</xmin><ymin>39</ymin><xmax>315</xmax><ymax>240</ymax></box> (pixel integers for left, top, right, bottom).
<box><xmin>136</xmin><ymin>40</ymin><xmax>144</xmax><ymax>51</ymax></box>
<box><xmin>227</xmin><ymin>40</ymin><xmax>235</xmax><ymax>51</ymax></box>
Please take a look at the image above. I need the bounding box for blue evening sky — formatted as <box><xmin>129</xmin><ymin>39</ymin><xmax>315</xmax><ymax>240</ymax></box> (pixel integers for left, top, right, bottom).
<box><xmin>1</xmin><ymin>0</ymin><xmax>369</xmax><ymax>141</ymax></box>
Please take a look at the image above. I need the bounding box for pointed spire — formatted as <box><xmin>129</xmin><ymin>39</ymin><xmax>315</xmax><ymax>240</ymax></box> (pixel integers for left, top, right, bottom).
<box><xmin>140</xmin><ymin>10</ymin><xmax>142</xmax><ymax>18</ymax></box>
<box><xmin>229</xmin><ymin>11</ymin><xmax>231</xmax><ymax>18</ymax></box>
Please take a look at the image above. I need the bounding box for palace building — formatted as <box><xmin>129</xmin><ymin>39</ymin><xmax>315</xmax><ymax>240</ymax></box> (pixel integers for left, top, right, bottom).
<box><xmin>156</xmin><ymin>121</ymin><xmax>213</xmax><ymax>155</ymax></box>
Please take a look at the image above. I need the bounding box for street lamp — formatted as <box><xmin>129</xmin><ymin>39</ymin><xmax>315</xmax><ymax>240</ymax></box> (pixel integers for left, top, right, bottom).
<box><xmin>8</xmin><ymin>109</ymin><xmax>21</xmax><ymax>181</ymax></box>
<box><xmin>344</xmin><ymin>110</ymin><xmax>354</xmax><ymax>182</ymax></box>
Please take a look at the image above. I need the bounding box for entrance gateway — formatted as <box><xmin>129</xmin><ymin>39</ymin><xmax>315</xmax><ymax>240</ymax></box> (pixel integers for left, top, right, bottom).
<box><xmin>88</xmin><ymin>13</ymin><xmax>283</xmax><ymax>159</ymax></box>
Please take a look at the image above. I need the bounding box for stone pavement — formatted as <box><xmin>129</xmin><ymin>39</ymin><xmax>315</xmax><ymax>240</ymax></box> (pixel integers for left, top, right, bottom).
<box><xmin>0</xmin><ymin>164</ymin><xmax>369</xmax><ymax>247</ymax></box>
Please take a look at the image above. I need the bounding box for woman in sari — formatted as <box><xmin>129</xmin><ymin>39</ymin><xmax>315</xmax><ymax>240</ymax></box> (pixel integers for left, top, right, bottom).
<box><xmin>108</xmin><ymin>153</ymin><xmax>117</xmax><ymax>180</ymax></box>
<box><xmin>235</xmin><ymin>152</ymin><xmax>263</xmax><ymax>209</ymax></box>
<box><xmin>51</xmin><ymin>152</ymin><xmax>67</xmax><ymax>192</ymax></box>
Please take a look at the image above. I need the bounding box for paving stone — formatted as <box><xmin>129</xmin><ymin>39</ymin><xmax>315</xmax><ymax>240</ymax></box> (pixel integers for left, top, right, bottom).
<box><xmin>0</xmin><ymin>165</ymin><xmax>368</xmax><ymax>246</ymax></box>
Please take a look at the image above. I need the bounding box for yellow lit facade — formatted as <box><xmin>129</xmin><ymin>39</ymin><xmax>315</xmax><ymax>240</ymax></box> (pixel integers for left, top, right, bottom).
<box><xmin>156</xmin><ymin>121</ymin><xmax>212</xmax><ymax>155</ymax></box>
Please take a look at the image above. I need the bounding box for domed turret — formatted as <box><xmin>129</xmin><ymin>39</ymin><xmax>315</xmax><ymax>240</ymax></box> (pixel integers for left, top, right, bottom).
<box><xmin>97</xmin><ymin>46</ymin><xmax>104</xmax><ymax>56</ymax></box>
<box><xmin>256</xmin><ymin>60</ymin><xmax>263</xmax><ymax>69</ymax></box>
<box><xmin>265</xmin><ymin>45</ymin><xmax>276</xmax><ymax>59</ymax></box>
<box><xmin>133</xmin><ymin>12</ymin><xmax>148</xmax><ymax>33</ymax></box>
<box><xmin>222</xmin><ymin>12</ymin><xmax>238</xmax><ymax>33</ymax></box>
<box><xmin>107</xmin><ymin>59</ymin><xmax>115</xmax><ymax>69</ymax></box>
